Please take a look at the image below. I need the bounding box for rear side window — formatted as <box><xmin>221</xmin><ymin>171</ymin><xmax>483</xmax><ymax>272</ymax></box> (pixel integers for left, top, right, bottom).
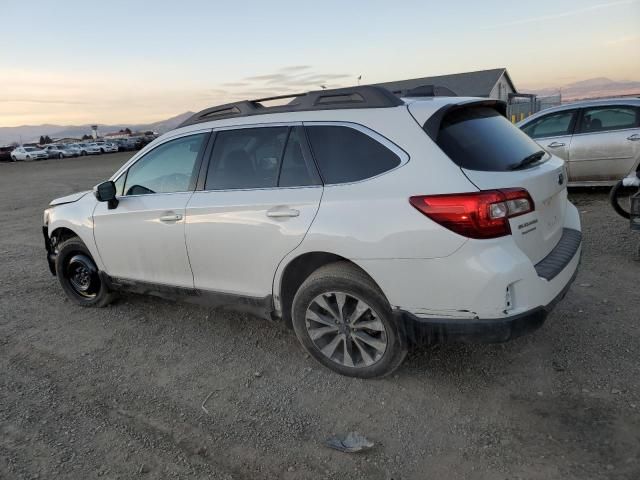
<box><xmin>578</xmin><ymin>106</ymin><xmax>639</xmax><ymax>133</ymax></box>
<box><xmin>306</xmin><ymin>125</ymin><xmax>401</xmax><ymax>184</ymax></box>
<box><xmin>436</xmin><ymin>107</ymin><xmax>546</xmax><ymax>172</ymax></box>
<box><xmin>521</xmin><ymin>110</ymin><xmax>576</xmax><ymax>138</ymax></box>
<box><xmin>205</xmin><ymin>126</ymin><xmax>320</xmax><ymax>190</ymax></box>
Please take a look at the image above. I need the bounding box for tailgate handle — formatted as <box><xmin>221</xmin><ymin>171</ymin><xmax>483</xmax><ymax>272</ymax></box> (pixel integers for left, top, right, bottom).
<box><xmin>547</xmin><ymin>141</ymin><xmax>565</xmax><ymax>148</ymax></box>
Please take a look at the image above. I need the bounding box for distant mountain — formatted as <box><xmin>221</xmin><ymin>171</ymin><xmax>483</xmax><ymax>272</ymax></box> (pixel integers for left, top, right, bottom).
<box><xmin>0</xmin><ymin>111</ymin><xmax>195</xmax><ymax>146</ymax></box>
<box><xmin>528</xmin><ymin>77</ymin><xmax>640</xmax><ymax>101</ymax></box>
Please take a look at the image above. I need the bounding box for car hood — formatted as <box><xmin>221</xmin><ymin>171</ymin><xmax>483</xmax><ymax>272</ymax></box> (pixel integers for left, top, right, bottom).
<box><xmin>49</xmin><ymin>190</ymin><xmax>91</xmax><ymax>206</ymax></box>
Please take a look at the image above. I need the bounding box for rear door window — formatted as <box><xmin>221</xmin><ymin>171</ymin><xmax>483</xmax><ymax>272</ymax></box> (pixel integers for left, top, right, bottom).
<box><xmin>436</xmin><ymin>107</ymin><xmax>547</xmax><ymax>172</ymax></box>
<box><xmin>577</xmin><ymin>106</ymin><xmax>639</xmax><ymax>134</ymax></box>
<box><xmin>521</xmin><ymin>110</ymin><xmax>577</xmax><ymax>138</ymax></box>
<box><xmin>305</xmin><ymin>125</ymin><xmax>401</xmax><ymax>184</ymax></box>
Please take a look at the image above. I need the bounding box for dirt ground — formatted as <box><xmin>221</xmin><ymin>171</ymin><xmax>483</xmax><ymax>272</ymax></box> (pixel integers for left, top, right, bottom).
<box><xmin>1</xmin><ymin>152</ymin><xmax>639</xmax><ymax>480</ymax></box>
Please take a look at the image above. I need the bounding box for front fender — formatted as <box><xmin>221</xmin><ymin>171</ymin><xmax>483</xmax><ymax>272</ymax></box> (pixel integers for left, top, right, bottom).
<box><xmin>47</xmin><ymin>194</ymin><xmax>105</xmax><ymax>271</ymax></box>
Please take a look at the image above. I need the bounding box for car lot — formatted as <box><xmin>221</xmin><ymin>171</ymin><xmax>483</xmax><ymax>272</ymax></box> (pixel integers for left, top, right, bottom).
<box><xmin>1</xmin><ymin>152</ymin><xmax>639</xmax><ymax>479</ymax></box>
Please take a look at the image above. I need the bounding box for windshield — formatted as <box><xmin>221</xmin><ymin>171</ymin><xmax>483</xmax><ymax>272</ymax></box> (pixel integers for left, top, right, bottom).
<box><xmin>436</xmin><ymin>106</ymin><xmax>548</xmax><ymax>172</ymax></box>
<box><xmin>24</xmin><ymin>147</ymin><xmax>37</xmax><ymax>151</ymax></box>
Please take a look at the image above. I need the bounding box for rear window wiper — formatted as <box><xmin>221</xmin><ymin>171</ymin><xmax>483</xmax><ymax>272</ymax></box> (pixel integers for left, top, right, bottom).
<box><xmin>510</xmin><ymin>150</ymin><xmax>547</xmax><ymax>170</ymax></box>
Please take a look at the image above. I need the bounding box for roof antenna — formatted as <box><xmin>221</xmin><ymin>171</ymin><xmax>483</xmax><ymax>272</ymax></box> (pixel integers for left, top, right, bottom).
<box><xmin>320</xmin><ymin>85</ymin><xmax>327</xmax><ymax>90</ymax></box>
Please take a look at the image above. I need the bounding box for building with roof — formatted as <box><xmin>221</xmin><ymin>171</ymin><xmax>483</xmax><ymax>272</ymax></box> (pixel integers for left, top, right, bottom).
<box><xmin>373</xmin><ymin>68</ymin><xmax>517</xmax><ymax>101</ymax></box>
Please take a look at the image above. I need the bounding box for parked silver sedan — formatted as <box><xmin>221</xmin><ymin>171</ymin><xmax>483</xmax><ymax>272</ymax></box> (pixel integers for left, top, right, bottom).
<box><xmin>517</xmin><ymin>98</ymin><xmax>640</xmax><ymax>186</ymax></box>
<box><xmin>43</xmin><ymin>145</ymin><xmax>76</xmax><ymax>159</ymax></box>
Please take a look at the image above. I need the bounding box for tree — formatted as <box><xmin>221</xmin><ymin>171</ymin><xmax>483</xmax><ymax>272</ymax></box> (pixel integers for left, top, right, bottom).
<box><xmin>82</xmin><ymin>134</ymin><xmax>92</xmax><ymax>140</ymax></box>
<box><xmin>124</xmin><ymin>128</ymin><xmax>132</xmax><ymax>135</ymax></box>
<box><xmin>39</xmin><ymin>136</ymin><xmax>45</xmax><ymax>145</ymax></box>
<box><xmin>43</xmin><ymin>135</ymin><xmax>52</xmax><ymax>144</ymax></box>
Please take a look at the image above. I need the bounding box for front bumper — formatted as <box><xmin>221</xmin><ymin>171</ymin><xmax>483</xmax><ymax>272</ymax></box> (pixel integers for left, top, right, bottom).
<box><xmin>43</xmin><ymin>226</ymin><xmax>56</xmax><ymax>275</ymax></box>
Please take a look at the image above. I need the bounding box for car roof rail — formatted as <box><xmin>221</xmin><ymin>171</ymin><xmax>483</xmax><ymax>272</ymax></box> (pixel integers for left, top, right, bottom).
<box><xmin>390</xmin><ymin>84</ymin><xmax>458</xmax><ymax>98</ymax></box>
<box><xmin>177</xmin><ymin>86</ymin><xmax>404</xmax><ymax>128</ymax></box>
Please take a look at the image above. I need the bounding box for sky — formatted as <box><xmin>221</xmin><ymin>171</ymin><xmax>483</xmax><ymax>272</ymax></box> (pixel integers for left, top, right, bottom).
<box><xmin>1</xmin><ymin>0</ymin><xmax>639</xmax><ymax>127</ymax></box>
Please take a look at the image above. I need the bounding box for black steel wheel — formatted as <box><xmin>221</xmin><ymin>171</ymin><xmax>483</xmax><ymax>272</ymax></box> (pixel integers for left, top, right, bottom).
<box><xmin>55</xmin><ymin>237</ymin><xmax>116</xmax><ymax>307</ymax></box>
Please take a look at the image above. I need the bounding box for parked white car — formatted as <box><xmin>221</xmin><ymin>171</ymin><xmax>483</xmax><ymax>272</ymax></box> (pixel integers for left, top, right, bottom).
<box><xmin>11</xmin><ymin>146</ymin><xmax>49</xmax><ymax>161</ymax></box>
<box><xmin>71</xmin><ymin>143</ymin><xmax>101</xmax><ymax>156</ymax></box>
<box><xmin>43</xmin><ymin>86</ymin><xmax>582</xmax><ymax>377</ymax></box>
<box><xmin>90</xmin><ymin>141</ymin><xmax>118</xmax><ymax>154</ymax></box>
<box><xmin>43</xmin><ymin>145</ymin><xmax>76</xmax><ymax>159</ymax></box>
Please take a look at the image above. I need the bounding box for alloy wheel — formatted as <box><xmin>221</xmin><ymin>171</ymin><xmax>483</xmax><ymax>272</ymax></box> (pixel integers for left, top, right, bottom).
<box><xmin>305</xmin><ymin>292</ymin><xmax>388</xmax><ymax>368</ymax></box>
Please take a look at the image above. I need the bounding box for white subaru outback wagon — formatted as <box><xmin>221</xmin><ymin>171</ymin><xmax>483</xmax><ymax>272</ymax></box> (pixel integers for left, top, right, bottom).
<box><xmin>43</xmin><ymin>86</ymin><xmax>582</xmax><ymax>378</ymax></box>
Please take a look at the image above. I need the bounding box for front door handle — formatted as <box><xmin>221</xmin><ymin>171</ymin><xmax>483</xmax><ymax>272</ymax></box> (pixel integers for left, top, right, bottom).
<box><xmin>266</xmin><ymin>208</ymin><xmax>300</xmax><ymax>218</ymax></box>
<box><xmin>159</xmin><ymin>213</ymin><xmax>183</xmax><ymax>222</ymax></box>
<box><xmin>627</xmin><ymin>134</ymin><xmax>640</xmax><ymax>141</ymax></box>
<box><xmin>547</xmin><ymin>141</ymin><xmax>566</xmax><ymax>148</ymax></box>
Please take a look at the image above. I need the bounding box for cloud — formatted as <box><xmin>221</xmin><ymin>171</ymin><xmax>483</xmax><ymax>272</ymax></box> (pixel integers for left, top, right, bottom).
<box><xmin>484</xmin><ymin>0</ymin><xmax>638</xmax><ymax>29</ymax></box>
<box><xmin>605</xmin><ymin>33</ymin><xmax>640</xmax><ymax>46</ymax></box>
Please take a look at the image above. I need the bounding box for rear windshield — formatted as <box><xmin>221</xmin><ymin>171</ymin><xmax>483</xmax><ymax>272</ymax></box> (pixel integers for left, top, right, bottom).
<box><xmin>436</xmin><ymin>107</ymin><xmax>546</xmax><ymax>171</ymax></box>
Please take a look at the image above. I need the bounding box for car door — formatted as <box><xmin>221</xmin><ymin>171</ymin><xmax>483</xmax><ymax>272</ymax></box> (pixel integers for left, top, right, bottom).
<box><xmin>520</xmin><ymin>109</ymin><xmax>577</xmax><ymax>163</ymax></box>
<box><xmin>185</xmin><ymin>125</ymin><xmax>323</xmax><ymax>298</ymax></box>
<box><xmin>93</xmin><ymin>131</ymin><xmax>210</xmax><ymax>288</ymax></box>
<box><xmin>568</xmin><ymin>105</ymin><xmax>640</xmax><ymax>183</ymax></box>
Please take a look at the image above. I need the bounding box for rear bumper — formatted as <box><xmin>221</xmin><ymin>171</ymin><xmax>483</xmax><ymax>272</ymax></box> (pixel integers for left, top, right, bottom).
<box><xmin>395</xmin><ymin>262</ymin><xmax>577</xmax><ymax>344</ymax></box>
<box><xmin>394</xmin><ymin>231</ymin><xmax>581</xmax><ymax>344</ymax></box>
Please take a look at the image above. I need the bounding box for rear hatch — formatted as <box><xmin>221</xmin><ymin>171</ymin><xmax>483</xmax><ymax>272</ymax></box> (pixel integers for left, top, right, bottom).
<box><xmin>413</xmin><ymin>101</ymin><xmax>567</xmax><ymax>265</ymax></box>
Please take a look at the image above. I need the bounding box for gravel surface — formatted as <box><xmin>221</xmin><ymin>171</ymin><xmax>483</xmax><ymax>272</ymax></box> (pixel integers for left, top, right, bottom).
<box><xmin>1</xmin><ymin>153</ymin><xmax>639</xmax><ymax>480</ymax></box>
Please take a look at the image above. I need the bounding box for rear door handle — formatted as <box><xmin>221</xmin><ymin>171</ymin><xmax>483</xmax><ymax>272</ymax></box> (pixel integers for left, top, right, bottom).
<box><xmin>266</xmin><ymin>208</ymin><xmax>300</xmax><ymax>218</ymax></box>
<box><xmin>627</xmin><ymin>134</ymin><xmax>640</xmax><ymax>141</ymax></box>
<box><xmin>159</xmin><ymin>213</ymin><xmax>183</xmax><ymax>222</ymax></box>
<box><xmin>547</xmin><ymin>141</ymin><xmax>566</xmax><ymax>148</ymax></box>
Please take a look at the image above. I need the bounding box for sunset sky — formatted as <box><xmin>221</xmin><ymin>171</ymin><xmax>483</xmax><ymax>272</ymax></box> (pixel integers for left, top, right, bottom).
<box><xmin>1</xmin><ymin>0</ymin><xmax>639</xmax><ymax>127</ymax></box>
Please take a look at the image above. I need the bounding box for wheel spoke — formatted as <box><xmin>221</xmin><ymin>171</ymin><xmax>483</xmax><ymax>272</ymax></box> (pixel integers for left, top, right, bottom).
<box><xmin>334</xmin><ymin>292</ymin><xmax>347</xmax><ymax>321</ymax></box>
<box><xmin>348</xmin><ymin>299</ymin><xmax>370</xmax><ymax>325</ymax></box>
<box><xmin>321</xmin><ymin>334</ymin><xmax>343</xmax><ymax>358</ymax></box>
<box><xmin>353</xmin><ymin>331</ymin><xmax>386</xmax><ymax>353</ymax></box>
<box><xmin>306</xmin><ymin>309</ymin><xmax>337</xmax><ymax>327</ymax></box>
<box><xmin>313</xmin><ymin>295</ymin><xmax>338</xmax><ymax>320</ymax></box>
<box><xmin>343</xmin><ymin>337</ymin><xmax>355</xmax><ymax>367</ymax></box>
<box><xmin>353</xmin><ymin>336</ymin><xmax>375</xmax><ymax>366</ymax></box>
<box><xmin>352</xmin><ymin>319</ymin><xmax>385</xmax><ymax>332</ymax></box>
<box><xmin>308</xmin><ymin>325</ymin><xmax>339</xmax><ymax>340</ymax></box>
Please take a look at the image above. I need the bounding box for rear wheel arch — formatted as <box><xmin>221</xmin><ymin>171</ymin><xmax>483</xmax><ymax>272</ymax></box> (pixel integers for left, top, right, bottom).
<box><xmin>277</xmin><ymin>251</ymin><xmax>387</xmax><ymax>328</ymax></box>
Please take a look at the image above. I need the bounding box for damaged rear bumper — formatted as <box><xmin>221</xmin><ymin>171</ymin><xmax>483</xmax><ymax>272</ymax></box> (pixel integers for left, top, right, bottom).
<box><xmin>395</xmin><ymin>264</ymin><xmax>578</xmax><ymax>345</ymax></box>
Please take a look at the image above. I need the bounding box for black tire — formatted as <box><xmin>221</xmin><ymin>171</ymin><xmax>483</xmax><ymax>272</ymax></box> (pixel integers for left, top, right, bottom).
<box><xmin>11</xmin><ymin>155</ymin><xmax>17</xmax><ymax>162</ymax></box>
<box><xmin>55</xmin><ymin>237</ymin><xmax>116</xmax><ymax>307</ymax></box>
<box><xmin>58</xmin><ymin>153</ymin><xmax>64</xmax><ymax>159</ymax></box>
<box><xmin>609</xmin><ymin>180</ymin><xmax>635</xmax><ymax>219</ymax></box>
<box><xmin>291</xmin><ymin>262</ymin><xmax>408</xmax><ymax>378</ymax></box>
<box><xmin>81</xmin><ymin>151</ymin><xmax>86</xmax><ymax>156</ymax></box>
<box><xmin>26</xmin><ymin>155</ymin><xmax>30</xmax><ymax>160</ymax></box>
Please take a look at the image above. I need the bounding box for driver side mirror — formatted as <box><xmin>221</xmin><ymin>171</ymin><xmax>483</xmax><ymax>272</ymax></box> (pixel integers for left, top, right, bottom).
<box><xmin>94</xmin><ymin>180</ymin><xmax>119</xmax><ymax>210</ymax></box>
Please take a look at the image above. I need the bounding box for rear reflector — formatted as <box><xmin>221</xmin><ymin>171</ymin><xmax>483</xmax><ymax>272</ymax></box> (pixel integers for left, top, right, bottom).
<box><xmin>409</xmin><ymin>188</ymin><xmax>534</xmax><ymax>239</ymax></box>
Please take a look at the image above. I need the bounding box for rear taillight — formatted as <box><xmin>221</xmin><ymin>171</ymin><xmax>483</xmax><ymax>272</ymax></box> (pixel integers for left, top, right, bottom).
<box><xmin>409</xmin><ymin>188</ymin><xmax>534</xmax><ymax>239</ymax></box>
